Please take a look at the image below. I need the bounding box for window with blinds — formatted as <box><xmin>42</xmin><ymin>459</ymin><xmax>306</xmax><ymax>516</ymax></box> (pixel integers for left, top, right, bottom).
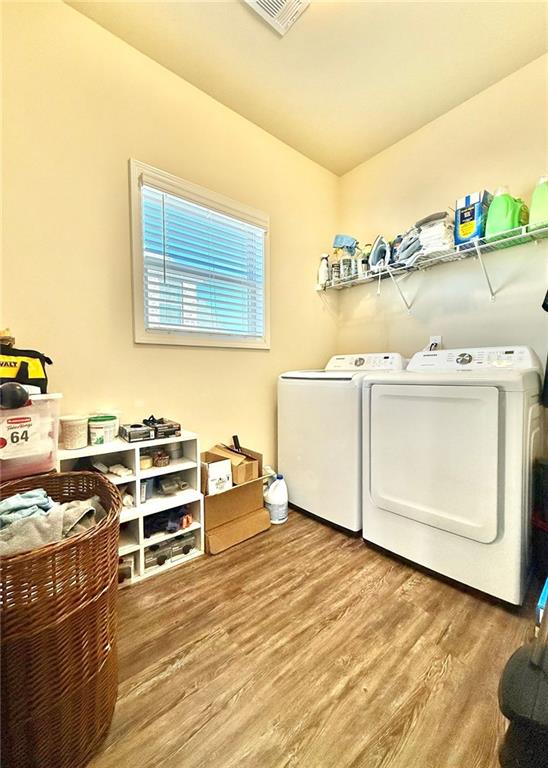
<box><xmin>130</xmin><ymin>160</ymin><xmax>269</xmax><ymax>349</ymax></box>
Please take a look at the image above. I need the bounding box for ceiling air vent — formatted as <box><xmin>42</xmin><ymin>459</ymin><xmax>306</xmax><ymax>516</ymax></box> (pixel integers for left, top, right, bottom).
<box><xmin>244</xmin><ymin>0</ymin><xmax>309</xmax><ymax>36</ymax></box>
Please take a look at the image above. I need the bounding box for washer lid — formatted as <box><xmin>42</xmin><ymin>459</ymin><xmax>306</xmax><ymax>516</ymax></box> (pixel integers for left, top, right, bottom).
<box><xmin>279</xmin><ymin>370</ymin><xmax>362</xmax><ymax>381</ymax></box>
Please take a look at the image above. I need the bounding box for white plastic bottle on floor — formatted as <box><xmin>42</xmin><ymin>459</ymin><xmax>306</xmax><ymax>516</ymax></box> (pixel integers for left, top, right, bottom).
<box><xmin>264</xmin><ymin>474</ymin><xmax>288</xmax><ymax>525</ymax></box>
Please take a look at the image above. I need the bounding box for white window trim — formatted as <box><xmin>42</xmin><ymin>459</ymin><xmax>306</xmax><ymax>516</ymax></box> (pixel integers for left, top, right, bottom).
<box><xmin>129</xmin><ymin>159</ymin><xmax>271</xmax><ymax>350</ymax></box>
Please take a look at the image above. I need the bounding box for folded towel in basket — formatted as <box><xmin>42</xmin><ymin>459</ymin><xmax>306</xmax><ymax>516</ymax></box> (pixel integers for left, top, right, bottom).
<box><xmin>61</xmin><ymin>496</ymin><xmax>106</xmax><ymax>537</ymax></box>
<box><xmin>0</xmin><ymin>495</ymin><xmax>106</xmax><ymax>556</ymax></box>
<box><xmin>0</xmin><ymin>489</ymin><xmax>55</xmax><ymax>528</ymax></box>
<box><xmin>0</xmin><ymin>507</ymin><xmax>64</xmax><ymax>556</ymax></box>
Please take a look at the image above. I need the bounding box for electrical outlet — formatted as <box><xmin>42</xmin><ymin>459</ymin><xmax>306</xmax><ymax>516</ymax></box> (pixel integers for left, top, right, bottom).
<box><xmin>429</xmin><ymin>335</ymin><xmax>442</xmax><ymax>350</ymax></box>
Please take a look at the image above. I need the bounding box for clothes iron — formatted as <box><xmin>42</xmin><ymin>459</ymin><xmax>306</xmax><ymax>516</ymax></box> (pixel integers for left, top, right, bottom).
<box><xmin>369</xmin><ymin>235</ymin><xmax>390</xmax><ymax>272</ymax></box>
<box><xmin>393</xmin><ymin>227</ymin><xmax>422</xmax><ymax>267</ymax></box>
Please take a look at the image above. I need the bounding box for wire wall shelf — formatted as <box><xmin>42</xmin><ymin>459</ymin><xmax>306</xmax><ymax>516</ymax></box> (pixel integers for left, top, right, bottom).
<box><xmin>318</xmin><ymin>224</ymin><xmax>548</xmax><ymax>312</ymax></box>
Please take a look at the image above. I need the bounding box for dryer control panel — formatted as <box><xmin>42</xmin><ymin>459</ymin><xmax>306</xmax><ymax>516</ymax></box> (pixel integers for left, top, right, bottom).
<box><xmin>407</xmin><ymin>346</ymin><xmax>540</xmax><ymax>372</ymax></box>
<box><xmin>325</xmin><ymin>353</ymin><xmax>406</xmax><ymax>372</ymax></box>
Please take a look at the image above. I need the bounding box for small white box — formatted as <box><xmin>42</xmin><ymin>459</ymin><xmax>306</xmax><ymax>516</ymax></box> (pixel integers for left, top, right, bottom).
<box><xmin>201</xmin><ymin>452</ymin><xmax>233</xmax><ymax>496</ymax></box>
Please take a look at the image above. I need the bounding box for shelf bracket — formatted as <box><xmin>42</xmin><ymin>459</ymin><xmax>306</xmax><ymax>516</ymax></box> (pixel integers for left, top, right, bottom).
<box><xmin>473</xmin><ymin>242</ymin><xmax>496</xmax><ymax>302</ymax></box>
<box><xmin>386</xmin><ymin>267</ymin><xmax>412</xmax><ymax>313</ymax></box>
<box><xmin>376</xmin><ymin>270</ymin><xmax>382</xmax><ymax>296</ymax></box>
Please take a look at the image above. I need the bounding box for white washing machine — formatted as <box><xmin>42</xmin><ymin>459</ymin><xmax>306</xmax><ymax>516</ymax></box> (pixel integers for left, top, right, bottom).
<box><xmin>278</xmin><ymin>353</ymin><xmax>406</xmax><ymax>533</ymax></box>
<box><xmin>362</xmin><ymin>346</ymin><xmax>543</xmax><ymax>604</ymax></box>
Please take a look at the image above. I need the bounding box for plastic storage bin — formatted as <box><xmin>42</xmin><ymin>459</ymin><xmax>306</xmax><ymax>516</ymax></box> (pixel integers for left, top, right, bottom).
<box><xmin>171</xmin><ymin>532</ymin><xmax>197</xmax><ymax>559</ymax></box>
<box><xmin>0</xmin><ymin>393</ymin><xmax>61</xmax><ymax>481</ymax></box>
<box><xmin>144</xmin><ymin>542</ymin><xmax>172</xmax><ymax>569</ymax></box>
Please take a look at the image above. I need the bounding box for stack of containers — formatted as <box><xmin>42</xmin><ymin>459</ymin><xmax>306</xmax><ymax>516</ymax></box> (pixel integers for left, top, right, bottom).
<box><xmin>0</xmin><ymin>393</ymin><xmax>62</xmax><ymax>481</ymax></box>
<box><xmin>59</xmin><ymin>412</ymin><xmax>120</xmax><ymax>451</ymax></box>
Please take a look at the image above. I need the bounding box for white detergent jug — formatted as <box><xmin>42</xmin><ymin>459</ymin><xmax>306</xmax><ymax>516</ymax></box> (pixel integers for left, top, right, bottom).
<box><xmin>264</xmin><ymin>474</ymin><xmax>288</xmax><ymax>525</ymax></box>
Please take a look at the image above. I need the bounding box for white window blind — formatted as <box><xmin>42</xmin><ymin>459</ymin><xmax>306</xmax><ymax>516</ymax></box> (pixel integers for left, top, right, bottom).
<box><xmin>130</xmin><ymin>160</ymin><xmax>269</xmax><ymax>349</ymax></box>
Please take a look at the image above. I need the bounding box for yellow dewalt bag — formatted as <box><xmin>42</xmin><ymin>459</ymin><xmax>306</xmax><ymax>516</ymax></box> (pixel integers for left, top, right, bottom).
<box><xmin>0</xmin><ymin>345</ymin><xmax>52</xmax><ymax>393</ymax></box>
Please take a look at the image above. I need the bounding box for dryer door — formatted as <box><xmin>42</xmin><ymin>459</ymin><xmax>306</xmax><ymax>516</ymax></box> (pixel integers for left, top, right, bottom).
<box><xmin>370</xmin><ymin>384</ymin><xmax>499</xmax><ymax>543</ymax></box>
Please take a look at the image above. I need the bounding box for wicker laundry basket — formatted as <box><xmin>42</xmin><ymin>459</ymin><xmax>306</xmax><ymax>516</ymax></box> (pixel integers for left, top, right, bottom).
<box><xmin>0</xmin><ymin>472</ymin><xmax>121</xmax><ymax>768</ymax></box>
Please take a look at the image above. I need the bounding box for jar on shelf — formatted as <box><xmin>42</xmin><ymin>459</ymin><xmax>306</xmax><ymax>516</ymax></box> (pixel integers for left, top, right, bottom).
<box><xmin>152</xmin><ymin>449</ymin><xmax>170</xmax><ymax>468</ymax></box>
<box><xmin>140</xmin><ymin>452</ymin><xmax>153</xmax><ymax>470</ymax></box>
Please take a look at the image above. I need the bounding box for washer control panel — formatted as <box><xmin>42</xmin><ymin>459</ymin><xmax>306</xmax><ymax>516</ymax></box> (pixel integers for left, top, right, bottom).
<box><xmin>325</xmin><ymin>353</ymin><xmax>406</xmax><ymax>372</ymax></box>
<box><xmin>456</xmin><ymin>353</ymin><xmax>473</xmax><ymax>365</ymax></box>
<box><xmin>408</xmin><ymin>346</ymin><xmax>539</xmax><ymax>372</ymax></box>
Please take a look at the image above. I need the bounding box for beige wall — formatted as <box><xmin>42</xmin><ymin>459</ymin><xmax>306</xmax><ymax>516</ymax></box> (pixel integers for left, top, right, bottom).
<box><xmin>1</xmin><ymin>2</ymin><xmax>339</xmax><ymax>463</ymax></box>
<box><xmin>338</xmin><ymin>55</ymin><xmax>548</xmax><ymax>364</ymax></box>
<box><xmin>2</xmin><ymin>5</ymin><xmax>547</xmax><ymax>469</ymax></box>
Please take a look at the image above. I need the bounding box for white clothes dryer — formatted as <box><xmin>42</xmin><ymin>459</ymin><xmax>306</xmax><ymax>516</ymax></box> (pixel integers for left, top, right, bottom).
<box><xmin>362</xmin><ymin>346</ymin><xmax>543</xmax><ymax>604</ymax></box>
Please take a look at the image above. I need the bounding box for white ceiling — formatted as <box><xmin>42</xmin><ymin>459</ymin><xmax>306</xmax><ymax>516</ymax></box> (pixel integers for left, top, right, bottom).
<box><xmin>68</xmin><ymin>1</ymin><xmax>548</xmax><ymax>175</ymax></box>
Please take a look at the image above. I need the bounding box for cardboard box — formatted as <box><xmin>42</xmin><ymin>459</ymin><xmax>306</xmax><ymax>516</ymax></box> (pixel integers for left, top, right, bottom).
<box><xmin>204</xmin><ymin>477</ymin><xmax>264</xmax><ymax>530</ymax></box>
<box><xmin>206</xmin><ymin>507</ymin><xmax>271</xmax><ymax>554</ymax></box>
<box><xmin>201</xmin><ymin>451</ymin><xmax>233</xmax><ymax>496</ymax></box>
<box><xmin>208</xmin><ymin>444</ymin><xmax>263</xmax><ymax>485</ymax></box>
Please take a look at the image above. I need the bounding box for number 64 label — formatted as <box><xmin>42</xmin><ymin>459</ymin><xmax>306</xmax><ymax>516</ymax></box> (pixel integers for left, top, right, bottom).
<box><xmin>0</xmin><ymin>414</ymin><xmax>41</xmax><ymax>459</ymax></box>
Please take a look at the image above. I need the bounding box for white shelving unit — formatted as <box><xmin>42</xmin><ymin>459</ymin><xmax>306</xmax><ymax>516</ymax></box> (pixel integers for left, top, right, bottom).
<box><xmin>58</xmin><ymin>429</ymin><xmax>205</xmax><ymax>587</ymax></box>
<box><xmin>318</xmin><ymin>224</ymin><xmax>548</xmax><ymax>312</ymax></box>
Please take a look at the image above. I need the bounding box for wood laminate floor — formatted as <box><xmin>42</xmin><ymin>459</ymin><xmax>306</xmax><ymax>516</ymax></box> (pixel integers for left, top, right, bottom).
<box><xmin>91</xmin><ymin>512</ymin><xmax>537</xmax><ymax>768</ymax></box>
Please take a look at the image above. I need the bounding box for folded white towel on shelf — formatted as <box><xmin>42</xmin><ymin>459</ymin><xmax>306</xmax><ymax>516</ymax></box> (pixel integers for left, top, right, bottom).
<box><xmin>407</xmin><ymin>212</ymin><xmax>454</xmax><ymax>260</ymax></box>
<box><xmin>421</xmin><ymin>232</ymin><xmax>453</xmax><ymax>241</ymax></box>
<box><xmin>419</xmin><ymin>219</ymin><xmax>454</xmax><ymax>255</ymax></box>
<box><xmin>420</xmin><ymin>224</ymin><xmax>453</xmax><ymax>236</ymax></box>
<box><xmin>421</xmin><ymin>227</ymin><xmax>453</xmax><ymax>239</ymax></box>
